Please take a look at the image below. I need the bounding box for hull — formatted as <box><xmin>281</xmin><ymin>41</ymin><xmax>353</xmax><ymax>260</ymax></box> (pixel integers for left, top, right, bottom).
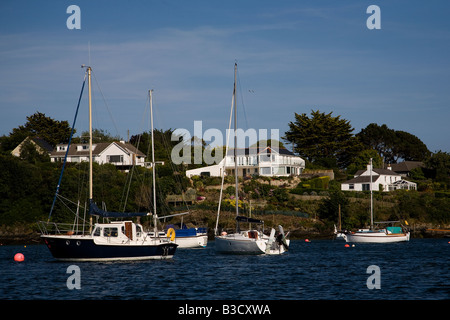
<box><xmin>42</xmin><ymin>235</ymin><xmax>177</xmax><ymax>261</ymax></box>
<box><xmin>174</xmin><ymin>234</ymin><xmax>208</xmax><ymax>248</ymax></box>
<box><xmin>345</xmin><ymin>231</ymin><xmax>410</xmax><ymax>243</ymax></box>
<box><xmin>215</xmin><ymin>234</ymin><xmax>266</xmax><ymax>254</ymax></box>
<box><xmin>215</xmin><ymin>230</ymin><xmax>289</xmax><ymax>255</ymax></box>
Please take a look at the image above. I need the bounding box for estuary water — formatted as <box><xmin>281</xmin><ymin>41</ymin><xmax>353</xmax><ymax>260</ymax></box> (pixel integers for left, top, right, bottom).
<box><xmin>1</xmin><ymin>239</ymin><xmax>449</xmax><ymax>301</ymax></box>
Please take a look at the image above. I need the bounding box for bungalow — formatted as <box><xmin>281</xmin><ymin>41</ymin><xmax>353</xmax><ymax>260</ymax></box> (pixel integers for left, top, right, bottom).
<box><xmin>50</xmin><ymin>141</ymin><xmax>146</xmax><ymax>170</ymax></box>
<box><xmin>186</xmin><ymin>146</ymin><xmax>305</xmax><ymax>178</ymax></box>
<box><xmin>341</xmin><ymin>164</ymin><xmax>417</xmax><ymax>192</ymax></box>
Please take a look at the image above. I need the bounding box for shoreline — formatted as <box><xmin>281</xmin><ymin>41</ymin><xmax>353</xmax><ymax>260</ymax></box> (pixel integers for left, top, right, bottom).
<box><xmin>1</xmin><ymin>228</ymin><xmax>448</xmax><ymax>246</ymax></box>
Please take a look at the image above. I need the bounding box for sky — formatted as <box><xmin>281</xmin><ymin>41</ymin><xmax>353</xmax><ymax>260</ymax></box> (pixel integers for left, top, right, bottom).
<box><xmin>1</xmin><ymin>0</ymin><xmax>449</xmax><ymax>153</ymax></box>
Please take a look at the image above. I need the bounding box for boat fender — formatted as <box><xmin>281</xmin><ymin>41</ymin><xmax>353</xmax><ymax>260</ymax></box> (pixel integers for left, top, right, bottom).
<box><xmin>166</xmin><ymin>228</ymin><xmax>176</xmax><ymax>241</ymax></box>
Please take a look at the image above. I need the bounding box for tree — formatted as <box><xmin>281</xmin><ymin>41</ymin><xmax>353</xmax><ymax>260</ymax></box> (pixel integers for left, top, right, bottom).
<box><xmin>425</xmin><ymin>151</ymin><xmax>450</xmax><ymax>185</ymax></box>
<box><xmin>283</xmin><ymin>110</ymin><xmax>361</xmax><ymax>168</ymax></box>
<box><xmin>357</xmin><ymin>123</ymin><xmax>430</xmax><ymax>163</ymax></box>
<box><xmin>9</xmin><ymin>112</ymin><xmax>73</xmax><ymax>148</ymax></box>
<box><xmin>346</xmin><ymin>149</ymin><xmax>383</xmax><ymax>175</ymax></box>
<box><xmin>317</xmin><ymin>190</ymin><xmax>350</xmax><ymax>227</ymax></box>
<box><xmin>77</xmin><ymin>128</ymin><xmax>121</xmax><ymax>143</ymax></box>
<box><xmin>393</xmin><ymin>130</ymin><xmax>431</xmax><ymax>162</ymax></box>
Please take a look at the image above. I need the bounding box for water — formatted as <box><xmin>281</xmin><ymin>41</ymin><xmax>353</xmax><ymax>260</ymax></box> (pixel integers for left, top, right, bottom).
<box><xmin>1</xmin><ymin>239</ymin><xmax>449</xmax><ymax>301</ymax></box>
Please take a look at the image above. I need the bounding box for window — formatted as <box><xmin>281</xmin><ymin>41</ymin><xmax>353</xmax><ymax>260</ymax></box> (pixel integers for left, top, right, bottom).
<box><xmin>93</xmin><ymin>227</ymin><xmax>101</xmax><ymax>236</ymax></box>
<box><xmin>362</xmin><ymin>184</ymin><xmax>370</xmax><ymax>191</ymax></box>
<box><xmin>103</xmin><ymin>227</ymin><xmax>118</xmax><ymax>237</ymax></box>
<box><xmin>108</xmin><ymin>155</ymin><xmax>123</xmax><ymax>163</ymax></box>
<box><xmin>136</xmin><ymin>225</ymin><xmax>142</xmax><ymax>237</ymax></box>
<box><xmin>349</xmin><ymin>184</ymin><xmax>354</xmax><ymax>190</ymax></box>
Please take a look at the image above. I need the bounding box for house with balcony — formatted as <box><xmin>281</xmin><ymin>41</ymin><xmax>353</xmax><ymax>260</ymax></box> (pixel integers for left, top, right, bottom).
<box><xmin>50</xmin><ymin>141</ymin><xmax>146</xmax><ymax>171</ymax></box>
<box><xmin>185</xmin><ymin>146</ymin><xmax>305</xmax><ymax>178</ymax></box>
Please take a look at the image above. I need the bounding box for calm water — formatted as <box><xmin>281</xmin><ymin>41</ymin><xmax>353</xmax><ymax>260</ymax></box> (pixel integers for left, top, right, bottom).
<box><xmin>1</xmin><ymin>239</ymin><xmax>449</xmax><ymax>300</ymax></box>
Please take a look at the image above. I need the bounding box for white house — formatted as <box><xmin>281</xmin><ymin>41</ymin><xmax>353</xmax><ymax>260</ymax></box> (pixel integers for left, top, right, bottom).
<box><xmin>341</xmin><ymin>164</ymin><xmax>417</xmax><ymax>192</ymax></box>
<box><xmin>186</xmin><ymin>146</ymin><xmax>305</xmax><ymax>178</ymax></box>
<box><xmin>50</xmin><ymin>141</ymin><xmax>146</xmax><ymax>170</ymax></box>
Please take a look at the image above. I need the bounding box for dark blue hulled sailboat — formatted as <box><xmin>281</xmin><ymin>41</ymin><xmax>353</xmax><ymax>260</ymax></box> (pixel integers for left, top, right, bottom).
<box><xmin>38</xmin><ymin>66</ymin><xmax>177</xmax><ymax>261</ymax></box>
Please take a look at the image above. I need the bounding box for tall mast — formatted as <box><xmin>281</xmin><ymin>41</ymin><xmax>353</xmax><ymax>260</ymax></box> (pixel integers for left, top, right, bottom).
<box><xmin>88</xmin><ymin>66</ymin><xmax>93</xmax><ymax>231</ymax></box>
<box><xmin>233</xmin><ymin>63</ymin><xmax>238</xmax><ymax>220</ymax></box>
<box><xmin>370</xmin><ymin>158</ymin><xmax>373</xmax><ymax>230</ymax></box>
<box><xmin>150</xmin><ymin>90</ymin><xmax>158</xmax><ymax>234</ymax></box>
<box><xmin>88</xmin><ymin>67</ymin><xmax>93</xmax><ymax>201</ymax></box>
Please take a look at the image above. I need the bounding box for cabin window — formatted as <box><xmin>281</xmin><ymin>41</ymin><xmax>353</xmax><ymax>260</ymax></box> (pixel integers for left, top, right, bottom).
<box><xmin>136</xmin><ymin>225</ymin><xmax>142</xmax><ymax>237</ymax></box>
<box><xmin>93</xmin><ymin>227</ymin><xmax>101</xmax><ymax>236</ymax></box>
<box><xmin>103</xmin><ymin>227</ymin><xmax>118</xmax><ymax>237</ymax></box>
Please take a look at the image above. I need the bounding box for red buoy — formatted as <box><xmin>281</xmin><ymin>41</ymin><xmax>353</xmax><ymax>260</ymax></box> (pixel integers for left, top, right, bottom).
<box><xmin>344</xmin><ymin>244</ymin><xmax>350</xmax><ymax>247</ymax></box>
<box><xmin>14</xmin><ymin>253</ymin><xmax>25</xmax><ymax>262</ymax></box>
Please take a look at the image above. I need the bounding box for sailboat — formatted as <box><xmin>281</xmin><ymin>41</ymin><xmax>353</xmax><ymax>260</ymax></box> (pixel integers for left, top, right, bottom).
<box><xmin>333</xmin><ymin>204</ymin><xmax>346</xmax><ymax>240</ymax></box>
<box><xmin>214</xmin><ymin>63</ymin><xmax>290</xmax><ymax>255</ymax></box>
<box><xmin>344</xmin><ymin>159</ymin><xmax>410</xmax><ymax>243</ymax></box>
<box><xmin>151</xmin><ymin>212</ymin><xmax>208</xmax><ymax>248</ymax></box>
<box><xmin>145</xmin><ymin>90</ymin><xmax>208</xmax><ymax>248</ymax></box>
<box><xmin>38</xmin><ymin>66</ymin><xmax>177</xmax><ymax>261</ymax></box>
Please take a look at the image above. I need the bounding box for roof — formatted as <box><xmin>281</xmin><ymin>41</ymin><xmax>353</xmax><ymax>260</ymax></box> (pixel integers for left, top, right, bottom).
<box><xmin>342</xmin><ymin>175</ymin><xmax>379</xmax><ymax>185</ymax></box>
<box><xmin>354</xmin><ymin>168</ymin><xmax>400</xmax><ymax>177</ymax></box>
<box><xmin>51</xmin><ymin>142</ymin><xmax>145</xmax><ymax>157</ymax></box>
<box><xmin>11</xmin><ymin>136</ymin><xmax>53</xmax><ymax>157</ymax></box>
<box><xmin>226</xmin><ymin>146</ymin><xmax>296</xmax><ymax>156</ymax></box>
<box><xmin>31</xmin><ymin>137</ymin><xmax>54</xmax><ymax>153</ymax></box>
<box><xmin>390</xmin><ymin>161</ymin><xmax>424</xmax><ymax>173</ymax></box>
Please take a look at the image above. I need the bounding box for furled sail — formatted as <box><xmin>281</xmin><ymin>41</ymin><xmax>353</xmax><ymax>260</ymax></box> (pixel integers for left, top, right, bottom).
<box><xmin>89</xmin><ymin>200</ymin><xmax>149</xmax><ymax>218</ymax></box>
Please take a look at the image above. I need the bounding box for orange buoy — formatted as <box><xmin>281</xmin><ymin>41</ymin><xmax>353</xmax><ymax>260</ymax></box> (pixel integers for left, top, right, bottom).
<box><xmin>14</xmin><ymin>253</ymin><xmax>24</xmax><ymax>262</ymax></box>
<box><xmin>305</xmin><ymin>239</ymin><xmax>310</xmax><ymax>242</ymax></box>
<box><xmin>344</xmin><ymin>244</ymin><xmax>350</xmax><ymax>247</ymax></box>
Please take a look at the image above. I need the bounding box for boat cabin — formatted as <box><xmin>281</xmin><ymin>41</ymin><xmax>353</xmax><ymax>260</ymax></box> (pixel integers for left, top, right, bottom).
<box><xmin>92</xmin><ymin>221</ymin><xmax>144</xmax><ymax>243</ymax></box>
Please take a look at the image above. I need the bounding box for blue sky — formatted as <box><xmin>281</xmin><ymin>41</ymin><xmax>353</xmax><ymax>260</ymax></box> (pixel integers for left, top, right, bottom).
<box><xmin>1</xmin><ymin>0</ymin><xmax>449</xmax><ymax>153</ymax></box>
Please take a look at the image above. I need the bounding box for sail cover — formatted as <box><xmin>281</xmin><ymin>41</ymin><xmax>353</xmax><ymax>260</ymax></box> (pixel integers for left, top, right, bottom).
<box><xmin>89</xmin><ymin>200</ymin><xmax>149</xmax><ymax>218</ymax></box>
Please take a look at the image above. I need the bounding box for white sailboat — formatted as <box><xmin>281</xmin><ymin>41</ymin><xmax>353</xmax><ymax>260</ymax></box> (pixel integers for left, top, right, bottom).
<box><xmin>214</xmin><ymin>63</ymin><xmax>290</xmax><ymax>255</ymax></box>
<box><xmin>38</xmin><ymin>67</ymin><xmax>177</xmax><ymax>261</ymax></box>
<box><xmin>344</xmin><ymin>159</ymin><xmax>410</xmax><ymax>243</ymax></box>
<box><xmin>145</xmin><ymin>90</ymin><xmax>208</xmax><ymax>248</ymax></box>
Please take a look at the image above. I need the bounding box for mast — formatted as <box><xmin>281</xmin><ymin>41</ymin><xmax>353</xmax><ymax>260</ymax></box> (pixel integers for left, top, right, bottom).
<box><xmin>88</xmin><ymin>66</ymin><xmax>93</xmax><ymax>231</ymax></box>
<box><xmin>370</xmin><ymin>158</ymin><xmax>373</xmax><ymax>230</ymax></box>
<box><xmin>149</xmin><ymin>90</ymin><xmax>158</xmax><ymax>235</ymax></box>
<box><xmin>214</xmin><ymin>66</ymin><xmax>235</xmax><ymax>235</ymax></box>
<box><xmin>233</xmin><ymin>63</ymin><xmax>239</xmax><ymax>227</ymax></box>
